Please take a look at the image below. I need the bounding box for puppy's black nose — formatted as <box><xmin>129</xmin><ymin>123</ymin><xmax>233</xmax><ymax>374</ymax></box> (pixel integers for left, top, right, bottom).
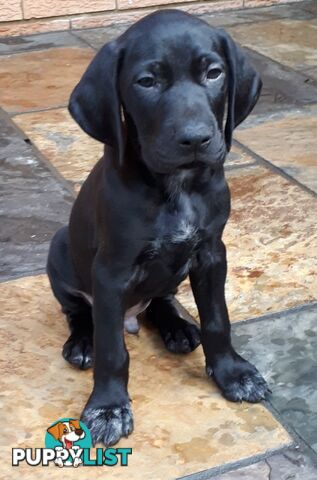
<box><xmin>177</xmin><ymin>127</ymin><xmax>211</xmax><ymax>152</ymax></box>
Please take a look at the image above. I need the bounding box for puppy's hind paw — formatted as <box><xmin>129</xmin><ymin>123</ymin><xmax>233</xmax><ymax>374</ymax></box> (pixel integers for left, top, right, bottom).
<box><xmin>62</xmin><ymin>334</ymin><xmax>93</xmax><ymax>370</ymax></box>
<box><xmin>81</xmin><ymin>404</ymin><xmax>133</xmax><ymax>446</ymax></box>
<box><xmin>161</xmin><ymin>319</ymin><xmax>201</xmax><ymax>354</ymax></box>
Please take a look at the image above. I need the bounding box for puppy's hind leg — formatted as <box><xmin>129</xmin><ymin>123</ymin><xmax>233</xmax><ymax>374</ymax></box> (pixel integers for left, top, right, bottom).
<box><xmin>146</xmin><ymin>294</ymin><xmax>201</xmax><ymax>354</ymax></box>
<box><xmin>61</xmin><ymin>302</ymin><xmax>94</xmax><ymax>370</ymax></box>
<box><xmin>47</xmin><ymin>226</ymin><xmax>93</xmax><ymax>370</ymax></box>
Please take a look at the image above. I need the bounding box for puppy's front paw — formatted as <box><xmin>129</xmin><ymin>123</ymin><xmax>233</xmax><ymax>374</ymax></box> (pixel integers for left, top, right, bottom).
<box><xmin>208</xmin><ymin>354</ymin><xmax>270</xmax><ymax>403</ymax></box>
<box><xmin>81</xmin><ymin>404</ymin><xmax>133</xmax><ymax>446</ymax></box>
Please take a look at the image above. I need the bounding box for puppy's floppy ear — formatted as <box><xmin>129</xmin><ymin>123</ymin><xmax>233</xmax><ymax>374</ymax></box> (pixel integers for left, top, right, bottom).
<box><xmin>70</xmin><ymin>419</ymin><xmax>81</xmax><ymax>430</ymax></box>
<box><xmin>68</xmin><ymin>41</ymin><xmax>124</xmax><ymax>163</ymax></box>
<box><xmin>47</xmin><ymin>422</ymin><xmax>63</xmax><ymax>440</ymax></box>
<box><xmin>219</xmin><ymin>29</ymin><xmax>262</xmax><ymax>151</ymax></box>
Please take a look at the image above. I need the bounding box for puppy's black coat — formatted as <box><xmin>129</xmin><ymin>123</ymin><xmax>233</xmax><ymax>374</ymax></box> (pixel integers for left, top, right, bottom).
<box><xmin>47</xmin><ymin>10</ymin><xmax>269</xmax><ymax>446</ymax></box>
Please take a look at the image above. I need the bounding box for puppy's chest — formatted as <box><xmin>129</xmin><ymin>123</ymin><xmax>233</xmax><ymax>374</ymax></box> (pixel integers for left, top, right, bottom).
<box><xmin>140</xmin><ymin>195</ymin><xmax>202</xmax><ymax>272</ymax></box>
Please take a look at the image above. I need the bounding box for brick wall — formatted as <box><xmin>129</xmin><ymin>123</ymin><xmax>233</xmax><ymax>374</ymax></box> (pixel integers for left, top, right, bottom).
<box><xmin>0</xmin><ymin>0</ymin><xmax>300</xmax><ymax>36</ymax></box>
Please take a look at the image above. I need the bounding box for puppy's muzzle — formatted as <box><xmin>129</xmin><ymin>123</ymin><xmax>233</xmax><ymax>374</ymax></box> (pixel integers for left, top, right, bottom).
<box><xmin>177</xmin><ymin>125</ymin><xmax>212</xmax><ymax>154</ymax></box>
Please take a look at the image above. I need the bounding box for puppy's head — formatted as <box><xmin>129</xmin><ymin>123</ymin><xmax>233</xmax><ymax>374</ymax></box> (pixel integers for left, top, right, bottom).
<box><xmin>69</xmin><ymin>10</ymin><xmax>261</xmax><ymax>173</ymax></box>
<box><xmin>47</xmin><ymin>420</ymin><xmax>85</xmax><ymax>444</ymax></box>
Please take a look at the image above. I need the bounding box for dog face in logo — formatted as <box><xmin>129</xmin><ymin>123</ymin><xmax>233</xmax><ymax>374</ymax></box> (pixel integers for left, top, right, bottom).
<box><xmin>47</xmin><ymin>419</ymin><xmax>85</xmax><ymax>449</ymax></box>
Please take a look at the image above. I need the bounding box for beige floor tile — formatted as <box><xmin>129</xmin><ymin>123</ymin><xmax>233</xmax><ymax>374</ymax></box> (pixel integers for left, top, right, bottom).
<box><xmin>228</xmin><ymin>19</ymin><xmax>317</xmax><ymax>70</ymax></box>
<box><xmin>235</xmin><ymin>106</ymin><xmax>317</xmax><ymax>193</ymax></box>
<box><xmin>14</xmin><ymin>108</ymin><xmax>103</xmax><ymax>183</ymax></box>
<box><xmin>14</xmin><ymin>109</ymin><xmax>254</xmax><ymax>186</ymax></box>
<box><xmin>226</xmin><ymin>144</ymin><xmax>256</xmax><ymax>167</ymax></box>
<box><xmin>0</xmin><ymin>275</ymin><xmax>290</xmax><ymax>479</ymax></box>
<box><xmin>177</xmin><ymin>165</ymin><xmax>317</xmax><ymax>321</ymax></box>
<box><xmin>0</xmin><ymin>48</ymin><xmax>94</xmax><ymax>113</ymax></box>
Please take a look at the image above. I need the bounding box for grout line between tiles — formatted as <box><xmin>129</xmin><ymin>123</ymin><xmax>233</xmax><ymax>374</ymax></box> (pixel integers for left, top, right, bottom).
<box><xmin>2</xmin><ymin>108</ymin><xmax>77</xmax><ymax>199</ymax></box>
<box><xmin>0</xmin><ymin>38</ymin><xmax>93</xmax><ymax>56</ymax></box>
<box><xmin>27</xmin><ymin>137</ymin><xmax>77</xmax><ymax>198</ymax></box>
<box><xmin>224</xmin><ymin>161</ymin><xmax>258</xmax><ymax>171</ymax></box>
<box><xmin>233</xmin><ymin>300</ymin><xmax>317</xmax><ymax>327</ymax></box>
<box><xmin>20</xmin><ymin>0</ymin><xmax>24</xmax><ymax>19</ymax></box>
<box><xmin>0</xmin><ymin>269</ymin><xmax>46</xmax><ymax>284</ymax></box>
<box><xmin>69</xmin><ymin>29</ymin><xmax>99</xmax><ymax>50</ymax></box>
<box><xmin>238</xmin><ymin>103</ymin><xmax>317</xmax><ymax>126</ymax></box>
<box><xmin>10</xmin><ymin>103</ymin><xmax>68</xmax><ymax>116</ymax></box>
<box><xmin>177</xmin><ymin>443</ymin><xmax>294</xmax><ymax>480</ymax></box>
<box><xmin>243</xmin><ymin>46</ymin><xmax>317</xmax><ymax>91</ymax></box>
<box><xmin>234</xmin><ymin>138</ymin><xmax>317</xmax><ymax>198</ymax></box>
<box><xmin>0</xmin><ymin>40</ymin><xmax>94</xmax><ymax>55</ymax></box>
<box><xmin>263</xmin><ymin>400</ymin><xmax>317</xmax><ymax>463</ymax></box>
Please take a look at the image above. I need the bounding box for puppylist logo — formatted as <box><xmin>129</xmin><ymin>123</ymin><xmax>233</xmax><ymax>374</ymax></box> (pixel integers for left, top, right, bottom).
<box><xmin>12</xmin><ymin>418</ymin><xmax>132</xmax><ymax>468</ymax></box>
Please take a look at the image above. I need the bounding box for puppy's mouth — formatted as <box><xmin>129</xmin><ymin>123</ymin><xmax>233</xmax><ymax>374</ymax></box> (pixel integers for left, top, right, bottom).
<box><xmin>179</xmin><ymin>161</ymin><xmax>196</xmax><ymax>170</ymax></box>
<box><xmin>65</xmin><ymin>439</ymin><xmax>73</xmax><ymax>449</ymax></box>
<box><xmin>178</xmin><ymin>160</ymin><xmax>209</xmax><ymax>171</ymax></box>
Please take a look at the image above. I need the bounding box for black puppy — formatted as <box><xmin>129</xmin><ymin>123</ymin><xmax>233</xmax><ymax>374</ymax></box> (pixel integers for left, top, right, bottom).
<box><xmin>47</xmin><ymin>9</ymin><xmax>269</xmax><ymax>446</ymax></box>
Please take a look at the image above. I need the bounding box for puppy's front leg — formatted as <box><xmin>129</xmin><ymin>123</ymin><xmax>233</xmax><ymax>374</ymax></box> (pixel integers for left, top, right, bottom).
<box><xmin>81</xmin><ymin>260</ymin><xmax>133</xmax><ymax>446</ymax></box>
<box><xmin>190</xmin><ymin>239</ymin><xmax>270</xmax><ymax>402</ymax></box>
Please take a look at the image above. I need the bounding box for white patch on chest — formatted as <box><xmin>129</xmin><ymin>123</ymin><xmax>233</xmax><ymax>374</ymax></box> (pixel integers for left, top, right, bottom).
<box><xmin>171</xmin><ymin>192</ymin><xmax>198</xmax><ymax>243</ymax></box>
<box><xmin>171</xmin><ymin>219</ymin><xmax>197</xmax><ymax>243</ymax></box>
<box><xmin>147</xmin><ymin>192</ymin><xmax>198</xmax><ymax>254</ymax></box>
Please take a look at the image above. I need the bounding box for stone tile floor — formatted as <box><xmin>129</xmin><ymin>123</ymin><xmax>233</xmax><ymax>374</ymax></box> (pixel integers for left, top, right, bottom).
<box><xmin>0</xmin><ymin>1</ymin><xmax>317</xmax><ymax>478</ymax></box>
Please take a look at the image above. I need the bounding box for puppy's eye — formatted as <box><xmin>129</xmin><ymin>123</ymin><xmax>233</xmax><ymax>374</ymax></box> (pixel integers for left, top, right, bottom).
<box><xmin>206</xmin><ymin>68</ymin><xmax>222</xmax><ymax>80</ymax></box>
<box><xmin>137</xmin><ymin>76</ymin><xmax>155</xmax><ymax>88</ymax></box>
<box><xmin>63</xmin><ymin>428</ymin><xmax>68</xmax><ymax>433</ymax></box>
